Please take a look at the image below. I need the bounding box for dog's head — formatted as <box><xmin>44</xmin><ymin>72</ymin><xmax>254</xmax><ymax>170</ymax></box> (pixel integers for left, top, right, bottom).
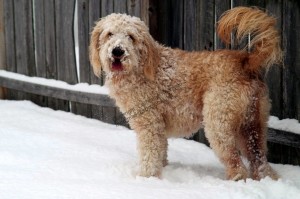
<box><xmin>89</xmin><ymin>13</ymin><xmax>159</xmax><ymax>81</ymax></box>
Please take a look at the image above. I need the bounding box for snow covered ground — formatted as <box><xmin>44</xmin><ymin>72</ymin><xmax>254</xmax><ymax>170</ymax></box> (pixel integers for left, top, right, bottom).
<box><xmin>0</xmin><ymin>100</ymin><xmax>300</xmax><ymax>199</ymax></box>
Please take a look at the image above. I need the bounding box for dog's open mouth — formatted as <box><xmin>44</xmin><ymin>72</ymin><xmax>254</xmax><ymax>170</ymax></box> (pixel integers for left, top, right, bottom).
<box><xmin>112</xmin><ymin>59</ymin><xmax>124</xmax><ymax>71</ymax></box>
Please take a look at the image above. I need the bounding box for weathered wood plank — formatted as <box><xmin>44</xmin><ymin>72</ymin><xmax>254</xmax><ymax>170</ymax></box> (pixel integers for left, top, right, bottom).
<box><xmin>113</xmin><ymin>0</ymin><xmax>131</xmax><ymax>126</ymax></box>
<box><xmin>44</xmin><ymin>0</ymin><xmax>57</xmax><ymax>80</ymax></box>
<box><xmin>215</xmin><ymin>0</ymin><xmax>231</xmax><ymax>49</ymax></box>
<box><xmin>55</xmin><ymin>0</ymin><xmax>77</xmax><ymax>111</ymax></box>
<box><xmin>0</xmin><ymin>75</ymin><xmax>115</xmax><ymax>107</ymax></box>
<box><xmin>114</xmin><ymin>0</ymin><xmax>127</xmax><ymax>13</ymax></box>
<box><xmin>170</xmin><ymin>0</ymin><xmax>183</xmax><ymax>48</ymax></box>
<box><xmin>282</xmin><ymin>0</ymin><xmax>298</xmax><ymax>119</ymax></box>
<box><xmin>183</xmin><ymin>0</ymin><xmax>196</xmax><ymax>50</ymax></box>
<box><xmin>150</xmin><ymin>0</ymin><xmax>182</xmax><ymax>47</ymax></box>
<box><xmin>32</xmin><ymin>0</ymin><xmax>48</xmax><ymax>107</ymax></box>
<box><xmin>89</xmin><ymin>0</ymin><xmax>102</xmax><ymax>85</ymax></box>
<box><xmin>268</xmin><ymin>142</ymin><xmax>300</xmax><ymax>165</ymax></box>
<box><xmin>3</xmin><ymin>0</ymin><xmax>16</xmax><ymax>73</ymax></box>
<box><xmin>265</xmin><ymin>0</ymin><xmax>283</xmax><ymax>119</ymax></box>
<box><xmin>198</xmin><ymin>0</ymin><xmax>214</xmax><ymax>51</ymax></box>
<box><xmin>44</xmin><ymin>0</ymin><xmax>61</xmax><ymax>110</ymax></box>
<box><xmin>148</xmin><ymin>0</ymin><xmax>162</xmax><ymax>43</ymax></box>
<box><xmin>101</xmin><ymin>0</ymin><xmax>116</xmax><ymax>124</ymax></box>
<box><xmin>88</xmin><ymin>0</ymin><xmax>104</xmax><ymax>120</ymax></box>
<box><xmin>0</xmin><ymin>0</ymin><xmax>6</xmax><ymax>99</ymax></box>
<box><xmin>0</xmin><ymin>0</ymin><xmax>6</xmax><ymax>70</ymax></box>
<box><xmin>3</xmin><ymin>0</ymin><xmax>18</xmax><ymax>100</ymax></box>
<box><xmin>283</xmin><ymin>1</ymin><xmax>300</xmax><ymax>121</ymax></box>
<box><xmin>14</xmin><ymin>0</ymin><xmax>36</xmax><ymax>76</ymax></box>
<box><xmin>127</xmin><ymin>0</ymin><xmax>141</xmax><ymax>17</ymax></box>
<box><xmin>55</xmin><ymin>0</ymin><xmax>77</xmax><ymax>84</ymax></box>
<box><xmin>101</xmin><ymin>0</ymin><xmax>114</xmax><ymax>17</ymax></box>
<box><xmin>75</xmin><ymin>0</ymin><xmax>92</xmax><ymax>117</ymax></box>
<box><xmin>268</xmin><ymin>128</ymin><xmax>300</xmax><ymax>148</ymax></box>
<box><xmin>33</xmin><ymin>0</ymin><xmax>46</xmax><ymax>78</ymax></box>
<box><xmin>140</xmin><ymin>0</ymin><xmax>149</xmax><ymax>26</ymax></box>
<box><xmin>14</xmin><ymin>0</ymin><xmax>36</xmax><ymax>101</ymax></box>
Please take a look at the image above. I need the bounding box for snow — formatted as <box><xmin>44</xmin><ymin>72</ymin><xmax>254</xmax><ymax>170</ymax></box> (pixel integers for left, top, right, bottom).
<box><xmin>0</xmin><ymin>100</ymin><xmax>300</xmax><ymax>199</ymax></box>
<box><xmin>268</xmin><ymin>116</ymin><xmax>300</xmax><ymax>135</ymax></box>
<box><xmin>0</xmin><ymin>70</ymin><xmax>109</xmax><ymax>95</ymax></box>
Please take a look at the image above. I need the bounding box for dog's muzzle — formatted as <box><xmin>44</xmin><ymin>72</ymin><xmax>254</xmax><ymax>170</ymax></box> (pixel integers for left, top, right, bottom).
<box><xmin>112</xmin><ymin>47</ymin><xmax>125</xmax><ymax>58</ymax></box>
<box><xmin>111</xmin><ymin>47</ymin><xmax>125</xmax><ymax>71</ymax></box>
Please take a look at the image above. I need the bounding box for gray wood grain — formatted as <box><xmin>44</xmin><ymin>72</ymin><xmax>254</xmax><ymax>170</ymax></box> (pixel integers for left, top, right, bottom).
<box><xmin>75</xmin><ymin>0</ymin><xmax>92</xmax><ymax>117</ymax></box>
<box><xmin>44</xmin><ymin>0</ymin><xmax>60</xmax><ymax>110</ymax></box>
<box><xmin>114</xmin><ymin>0</ymin><xmax>127</xmax><ymax>13</ymax></box>
<box><xmin>0</xmin><ymin>0</ymin><xmax>6</xmax><ymax>99</ymax></box>
<box><xmin>14</xmin><ymin>0</ymin><xmax>36</xmax><ymax>101</ymax></box>
<box><xmin>33</xmin><ymin>0</ymin><xmax>46</xmax><ymax>78</ymax></box>
<box><xmin>88</xmin><ymin>0</ymin><xmax>104</xmax><ymax>121</ymax></box>
<box><xmin>55</xmin><ymin>0</ymin><xmax>77</xmax><ymax>111</ymax></box>
<box><xmin>0</xmin><ymin>75</ymin><xmax>115</xmax><ymax>107</ymax></box>
<box><xmin>101</xmin><ymin>0</ymin><xmax>114</xmax><ymax>17</ymax></box>
<box><xmin>4</xmin><ymin>0</ymin><xmax>16</xmax><ymax>72</ymax></box>
<box><xmin>282</xmin><ymin>0</ymin><xmax>298</xmax><ymax>119</ymax></box>
<box><xmin>215</xmin><ymin>0</ymin><xmax>231</xmax><ymax>49</ymax></box>
<box><xmin>3</xmin><ymin>0</ymin><xmax>17</xmax><ymax>100</ymax></box>
<box><xmin>198</xmin><ymin>0</ymin><xmax>214</xmax><ymax>51</ymax></box>
<box><xmin>14</xmin><ymin>0</ymin><xmax>36</xmax><ymax>76</ymax></box>
<box><xmin>127</xmin><ymin>0</ymin><xmax>141</xmax><ymax>17</ymax></box>
<box><xmin>101</xmin><ymin>0</ymin><xmax>116</xmax><ymax>124</ymax></box>
<box><xmin>265</xmin><ymin>0</ymin><xmax>283</xmax><ymax>119</ymax></box>
<box><xmin>183</xmin><ymin>0</ymin><xmax>196</xmax><ymax>51</ymax></box>
<box><xmin>268</xmin><ymin>128</ymin><xmax>300</xmax><ymax>148</ymax></box>
<box><xmin>55</xmin><ymin>0</ymin><xmax>77</xmax><ymax>84</ymax></box>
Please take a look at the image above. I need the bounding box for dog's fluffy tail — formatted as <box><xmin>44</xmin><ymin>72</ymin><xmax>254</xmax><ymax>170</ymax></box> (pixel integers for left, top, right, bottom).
<box><xmin>217</xmin><ymin>7</ymin><xmax>283</xmax><ymax>72</ymax></box>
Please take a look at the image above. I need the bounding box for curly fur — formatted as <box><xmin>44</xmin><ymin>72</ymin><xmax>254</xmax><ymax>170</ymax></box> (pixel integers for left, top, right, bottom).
<box><xmin>89</xmin><ymin>7</ymin><xmax>281</xmax><ymax>181</ymax></box>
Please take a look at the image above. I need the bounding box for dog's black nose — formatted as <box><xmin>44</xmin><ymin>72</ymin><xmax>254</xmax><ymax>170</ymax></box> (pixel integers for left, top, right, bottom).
<box><xmin>112</xmin><ymin>47</ymin><xmax>125</xmax><ymax>57</ymax></box>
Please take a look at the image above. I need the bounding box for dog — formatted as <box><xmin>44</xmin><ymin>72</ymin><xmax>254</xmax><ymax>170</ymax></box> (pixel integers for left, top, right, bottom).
<box><xmin>89</xmin><ymin>7</ymin><xmax>282</xmax><ymax>181</ymax></box>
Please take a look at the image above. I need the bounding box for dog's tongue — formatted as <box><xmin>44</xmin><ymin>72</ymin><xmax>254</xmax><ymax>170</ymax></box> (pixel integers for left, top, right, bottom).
<box><xmin>112</xmin><ymin>60</ymin><xmax>123</xmax><ymax>71</ymax></box>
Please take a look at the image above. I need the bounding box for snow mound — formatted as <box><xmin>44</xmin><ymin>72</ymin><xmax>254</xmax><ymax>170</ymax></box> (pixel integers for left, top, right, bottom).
<box><xmin>0</xmin><ymin>100</ymin><xmax>299</xmax><ymax>199</ymax></box>
<box><xmin>268</xmin><ymin>116</ymin><xmax>300</xmax><ymax>135</ymax></box>
<box><xmin>0</xmin><ymin>70</ymin><xmax>109</xmax><ymax>95</ymax></box>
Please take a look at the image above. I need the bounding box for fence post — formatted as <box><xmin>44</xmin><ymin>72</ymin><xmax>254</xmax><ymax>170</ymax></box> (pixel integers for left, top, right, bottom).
<box><xmin>141</xmin><ymin>0</ymin><xmax>149</xmax><ymax>26</ymax></box>
<box><xmin>0</xmin><ymin>0</ymin><xmax>6</xmax><ymax>99</ymax></box>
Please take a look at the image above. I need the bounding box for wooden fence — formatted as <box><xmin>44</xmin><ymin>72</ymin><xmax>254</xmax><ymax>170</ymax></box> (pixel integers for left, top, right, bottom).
<box><xmin>0</xmin><ymin>0</ymin><xmax>299</xmax><ymax>165</ymax></box>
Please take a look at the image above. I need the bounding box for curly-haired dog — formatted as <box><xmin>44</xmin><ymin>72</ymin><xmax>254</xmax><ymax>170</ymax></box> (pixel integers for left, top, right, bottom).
<box><xmin>89</xmin><ymin>7</ymin><xmax>282</xmax><ymax>181</ymax></box>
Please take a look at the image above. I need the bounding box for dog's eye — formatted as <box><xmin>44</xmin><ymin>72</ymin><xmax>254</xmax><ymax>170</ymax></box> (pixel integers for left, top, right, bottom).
<box><xmin>128</xmin><ymin>34</ymin><xmax>135</xmax><ymax>42</ymax></box>
<box><xmin>108</xmin><ymin>32</ymin><xmax>113</xmax><ymax>37</ymax></box>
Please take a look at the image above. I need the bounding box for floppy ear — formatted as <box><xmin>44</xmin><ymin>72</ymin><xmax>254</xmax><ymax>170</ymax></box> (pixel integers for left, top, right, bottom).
<box><xmin>141</xmin><ymin>33</ymin><xmax>160</xmax><ymax>81</ymax></box>
<box><xmin>89</xmin><ymin>22</ymin><xmax>103</xmax><ymax>77</ymax></box>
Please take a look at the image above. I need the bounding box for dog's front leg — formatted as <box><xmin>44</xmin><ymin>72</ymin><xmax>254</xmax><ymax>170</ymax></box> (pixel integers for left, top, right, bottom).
<box><xmin>133</xmin><ymin>118</ymin><xmax>167</xmax><ymax>178</ymax></box>
<box><xmin>137</xmin><ymin>131</ymin><xmax>167</xmax><ymax>178</ymax></box>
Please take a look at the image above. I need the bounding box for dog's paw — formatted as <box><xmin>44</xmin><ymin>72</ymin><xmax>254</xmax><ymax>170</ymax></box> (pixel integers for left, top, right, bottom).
<box><xmin>227</xmin><ymin>165</ymin><xmax>248</xmax><ymax>181</ymax></box>
<box><xmin>138</xmin><ymin>165</ymin><xmax>162</xmax><ymax>178</ymax></box>
<box><xmin>251</xmin><ymin>163</ymin><xmax>278</xmax><ymax>180</ymax></box>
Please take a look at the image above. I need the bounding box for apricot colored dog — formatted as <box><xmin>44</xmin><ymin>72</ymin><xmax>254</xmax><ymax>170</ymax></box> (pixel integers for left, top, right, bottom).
<box><xmin>90</xmin><ymin>7</ymin><xmax>282</xmax><ymax>180</ymax></box>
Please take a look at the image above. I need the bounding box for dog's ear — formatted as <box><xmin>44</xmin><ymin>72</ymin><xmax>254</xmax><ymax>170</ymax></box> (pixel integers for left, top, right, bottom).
<box><xmin>141</xmin><ymin>33</ymin><xmax>160</xmax><ymax>81</ymax></box>
<box><xmin>89</xmin><ymin>21</ymin><xmax>103</xmax><ymax>77</ymax></box>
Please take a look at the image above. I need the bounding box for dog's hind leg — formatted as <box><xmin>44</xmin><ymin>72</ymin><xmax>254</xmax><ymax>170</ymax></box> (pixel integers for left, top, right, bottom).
<box><xmin>203</xmin><ymin>87</ymin><xmax>248</xmax><ymax>181</ymax></box>
<box><xmin>237</xmin><ymin>93</ymin><xmax>278</xmax><ymax>180</ymax></box>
